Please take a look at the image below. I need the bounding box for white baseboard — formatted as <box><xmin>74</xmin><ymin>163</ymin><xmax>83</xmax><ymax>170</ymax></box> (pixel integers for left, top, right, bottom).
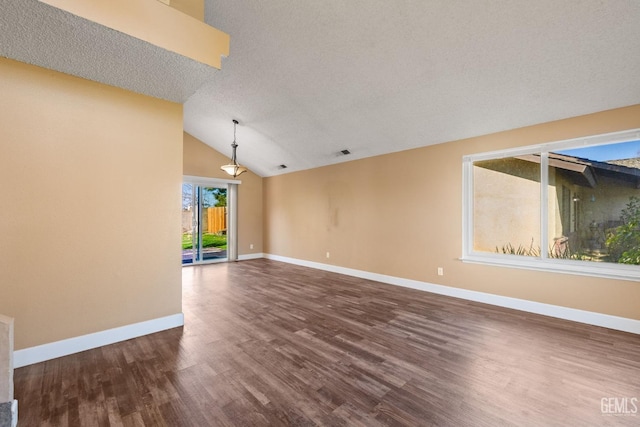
<box><xmin>264</xmin><ymin>254</ymin><xmax>640</xmax><ymax>335</ymax></box>
<box><xmin>14</xmin><ymin>313</ymin><xmax>184</xmax><ymax>368</ymax></box>
<box><xmin>11</xmin><ymin>399</ymin><xmax>17</xmax><ymax>427</ymax></box>
<box><xmin>238</xmin><ymin>252</ymin><xmax>265</xmax><ymax>261</ymax></box>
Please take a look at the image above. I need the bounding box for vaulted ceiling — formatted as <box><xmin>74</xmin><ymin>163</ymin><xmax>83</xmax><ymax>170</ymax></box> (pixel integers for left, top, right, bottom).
<box><xmin>2</xmin><ymin>1</ymin><xmax>640</xmax><ymax>177</ymax></box>
<box><xmin>187</xmin><ymin>0</ymin><xmax>640</xmax><ymax>177</ymax></box>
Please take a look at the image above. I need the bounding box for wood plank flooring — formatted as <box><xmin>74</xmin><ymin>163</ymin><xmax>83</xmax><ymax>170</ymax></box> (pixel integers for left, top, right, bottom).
<box><xmin>14</xmin><ymin>259</ymin><xmax>640</xmax><ymax>426</ymax></box>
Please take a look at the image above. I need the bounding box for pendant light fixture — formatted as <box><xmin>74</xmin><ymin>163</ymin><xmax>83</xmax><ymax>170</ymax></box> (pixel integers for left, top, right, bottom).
<box><xmin>220</xmin><ymin>119</ymin><xmax>248</xmax><ymax>178</ymax></box>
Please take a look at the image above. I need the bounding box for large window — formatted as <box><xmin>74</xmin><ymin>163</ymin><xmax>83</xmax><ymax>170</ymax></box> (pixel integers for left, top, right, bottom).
<box><xmin>463</xmin><ymin>129</ymin><xmax>640</xmax><ymax>281</ymax></box>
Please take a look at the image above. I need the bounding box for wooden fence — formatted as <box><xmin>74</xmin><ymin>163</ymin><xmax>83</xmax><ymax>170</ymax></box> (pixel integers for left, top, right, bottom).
<box><xmin>206</xmin><ymin>207</ymin><xmax>227</xmax><ymax>234</ymax></box>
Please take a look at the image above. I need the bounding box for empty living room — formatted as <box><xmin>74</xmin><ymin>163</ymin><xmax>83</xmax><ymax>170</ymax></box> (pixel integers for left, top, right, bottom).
<box><xmin>1</xmin><ymin>1</ymin><xmax>640</xmax><ymax>426</ymax></box>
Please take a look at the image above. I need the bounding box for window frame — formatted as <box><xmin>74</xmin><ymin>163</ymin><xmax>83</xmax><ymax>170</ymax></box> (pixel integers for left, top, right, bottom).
<box><xmin>462</xmin><ymin>128</ymin><xmax>640</xmax><ymax>281</ymax></box>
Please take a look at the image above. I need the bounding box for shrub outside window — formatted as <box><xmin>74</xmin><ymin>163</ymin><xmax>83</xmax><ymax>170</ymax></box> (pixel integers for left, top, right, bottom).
<box><xmin>463</xmin><ymin>129</ymin><xmax>640</xmax><ymax>281</ymax></box>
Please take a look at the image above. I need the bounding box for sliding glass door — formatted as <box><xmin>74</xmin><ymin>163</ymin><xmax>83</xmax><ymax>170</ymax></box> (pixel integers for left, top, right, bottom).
<box><xmin>182</xmin><ymin>183</ymin><xmax>229</xmax><ymax>265</ymax></box>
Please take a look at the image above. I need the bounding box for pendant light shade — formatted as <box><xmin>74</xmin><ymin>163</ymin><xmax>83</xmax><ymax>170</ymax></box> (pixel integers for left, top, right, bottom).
<box><xmin>220</xmin><ymin>119</ymin><xmax>248</xmax><ymax>178</ymax></box>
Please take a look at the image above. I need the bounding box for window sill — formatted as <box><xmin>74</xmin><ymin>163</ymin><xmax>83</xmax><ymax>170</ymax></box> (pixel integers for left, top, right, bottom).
<box><xmin>461</xmin><ymin>253</ymin><xmax>640</xmax><ymax>282</ymax></box>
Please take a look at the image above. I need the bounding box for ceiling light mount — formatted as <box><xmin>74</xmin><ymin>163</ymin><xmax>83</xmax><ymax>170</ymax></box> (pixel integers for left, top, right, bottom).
<box><xmin>220</xmin><ymin>119</ymin><xmax>248</xmax><ymax>178</ymax></box>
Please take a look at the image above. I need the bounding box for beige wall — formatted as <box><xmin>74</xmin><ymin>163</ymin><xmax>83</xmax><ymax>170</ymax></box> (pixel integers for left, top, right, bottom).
<box><xmin>41</xmin><ymin>0</ymin><xmax>227</xmax><ymax>68</ymax></box>
<box><xmin>183</xmin><ymin>132</ymin><xmax>264</xmax><ymax>256</ymax></box>
<box><xmin>264</xmin><ymin>104</ymin><xmax>640</xmax><ymax>321</ymax></box>
<box><xmin>167</xmin><ymin>0</ymin><xmax>204</xmax><ymax>21</ymax></box>
<box><xmin>0</xmin><ymin>58</ymin><xmax>183</xmax><ymax>350</ymax></box>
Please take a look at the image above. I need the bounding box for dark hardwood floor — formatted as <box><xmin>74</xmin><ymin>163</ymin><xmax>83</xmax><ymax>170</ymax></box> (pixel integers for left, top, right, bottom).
<box><xmin>14</xmin><ymin>259</ymin><xmax>640</xmax><ymax>426</ymax></box>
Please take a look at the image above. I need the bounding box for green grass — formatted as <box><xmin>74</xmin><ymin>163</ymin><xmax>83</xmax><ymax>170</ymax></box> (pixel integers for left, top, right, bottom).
<box><xmin>182</xmin><ymin>233</ymin><xmax>227</xmax><ymax>250</ymax></box>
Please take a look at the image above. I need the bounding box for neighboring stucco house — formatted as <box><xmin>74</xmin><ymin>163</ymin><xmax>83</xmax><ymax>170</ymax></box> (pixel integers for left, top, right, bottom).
<box><xmin>473</xmin><ymin>153</ymin><xmax>640</xmax><ymax>258</ymax></box>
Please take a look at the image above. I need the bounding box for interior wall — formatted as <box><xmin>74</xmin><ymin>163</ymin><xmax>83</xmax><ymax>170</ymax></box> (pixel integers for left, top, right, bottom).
<box><xmin>0</xmin><ymin>57</ymin><xmax>184</xmax><ymax>350</ymax></box>
<box><xmin>167</xmin><ymin>0</ymin><xmax>204</xmax><ymax>21</ymax></box>
<box><xmin>183</xmin><ymin>132</ymin><xmax>263</xmax><ymax>256</ymax></box>
<box><xmin>40</xmin><ymin>0</ymin><xmax>226</xmax><ymax>69</ymax></box>
<box><xmin>264</xmin><ymin>104</ymin><xmax>640</xmax><ymax>321</ymax></box>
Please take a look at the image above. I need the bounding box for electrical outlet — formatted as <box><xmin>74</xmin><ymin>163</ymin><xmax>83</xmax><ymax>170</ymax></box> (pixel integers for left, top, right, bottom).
<box><xmin>437</xmin><ymin>267</ymin><xmax>444</xmax><ymax>276</ymax></box>
<box><xmin>250</xmin><ymin>244</ymin><xmax>254</xmax><ymax>250</ymax></box>
<box><xmin>326</xmin><ymin>252</ymin><xmax>330</xmax><ymax>258</ymax></box>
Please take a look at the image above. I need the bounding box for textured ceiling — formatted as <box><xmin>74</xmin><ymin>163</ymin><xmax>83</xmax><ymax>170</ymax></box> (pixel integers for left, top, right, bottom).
<box><xmin>186</xmin><ymin>0</ymin><xmax>640</xmax><ymax>177</ymax></box>
<box><xmin>2</xmin><ymin>1</ymin><xmax>640</xmax><ymax>177</ymax></box>
<box><xmin>0</xmin><ymin>0</ymin><xmax>218</xmax><ymax>103</ymax></box>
